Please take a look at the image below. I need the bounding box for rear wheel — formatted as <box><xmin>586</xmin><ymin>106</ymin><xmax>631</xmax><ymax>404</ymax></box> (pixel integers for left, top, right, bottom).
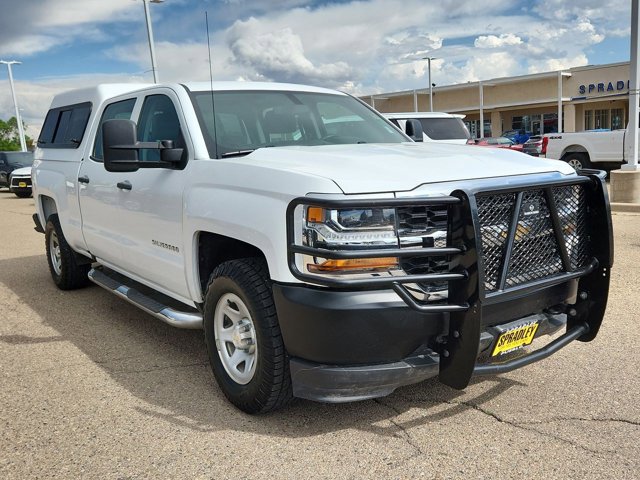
<box><xmin>203</xmin><ymin>258</ymin><xmax>292</xmax><ymax>413</ymax></box>
<box><xmin>563</xmin><ymin>153</ymin><xmax>590</xmax><ymax>171</ymax></box>
<box><xmin>45</xmin><ymin>215</ymin><xmax>91</xmax><ymax>290</ymax></box>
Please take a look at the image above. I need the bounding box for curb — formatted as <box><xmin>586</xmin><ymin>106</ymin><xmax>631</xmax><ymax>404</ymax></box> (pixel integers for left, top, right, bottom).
<box><xmin>611</xmin><ymin>202</ymin><xmax>640</xmax><ymax>213</ymax></box>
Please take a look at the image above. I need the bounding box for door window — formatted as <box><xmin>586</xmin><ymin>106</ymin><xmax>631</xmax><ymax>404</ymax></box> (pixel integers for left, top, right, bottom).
<box><xmin>137</xmin><ymin>95</ymin><xmax>184</xmax><ymax>162</ymax></box>
<box><xmin>92</xmin><ymin>98</ymin><xmax>137</xmax><ymax>161</ymax></box>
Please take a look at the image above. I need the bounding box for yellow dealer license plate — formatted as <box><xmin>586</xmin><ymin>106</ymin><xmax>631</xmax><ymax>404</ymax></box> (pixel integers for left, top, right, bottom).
<box><xmin>18</xmin><ymin>182</ymin><xmax>26</xmax><ymax>188</ymax></box>
<box><xmin>492</xmin><ymin>322</ymin><xmax>539</xmax><ymax>356</ymax></box>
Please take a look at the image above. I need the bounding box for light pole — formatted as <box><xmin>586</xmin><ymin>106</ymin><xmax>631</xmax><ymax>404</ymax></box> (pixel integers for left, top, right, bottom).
<box><xmin>422</xmin><ymin>57</ymin><xmax>436</xmax><ymax>112</ymax></box>
<box><xmin>0</xmin><ymin>60</ymin><xmax>27</xmax><ymax>152</ymax></box>
<box><xmin>141</xmin><ymin>0</ymin><xmax>164</xmax><ymax>83</ymax></box>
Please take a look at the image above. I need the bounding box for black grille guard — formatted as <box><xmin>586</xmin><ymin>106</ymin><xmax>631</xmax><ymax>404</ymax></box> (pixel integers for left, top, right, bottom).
<box><xmin>286</xmin><ymin>170</ymin><xmax>613</xmax><ymax>388</ymax></box>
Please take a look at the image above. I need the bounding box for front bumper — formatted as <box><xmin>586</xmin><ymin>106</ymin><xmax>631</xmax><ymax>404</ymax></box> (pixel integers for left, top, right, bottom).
<box><xmin>9</xmin><ymin>175</ymin><xmax>32</xmax><ymax>194</ymax></box>
<box><xmin>279</xmin><ymin>170</ymin><xmax>613</xmax><ymax>402</ymax></box>
<box><xmin>275</xmin><ymin>278</ymin><xmax>582</xmax><ymax>402</ymax></box>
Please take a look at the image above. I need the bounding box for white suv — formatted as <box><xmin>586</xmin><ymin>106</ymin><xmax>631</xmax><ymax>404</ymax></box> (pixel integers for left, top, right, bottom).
<box><xmin>385</xmin><ymin>112</ymin><xmax>472</xmax><ymax>144</ymax></box>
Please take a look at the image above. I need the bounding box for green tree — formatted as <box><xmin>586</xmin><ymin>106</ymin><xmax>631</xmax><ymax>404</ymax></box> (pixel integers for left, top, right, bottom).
<box><xmin>0</xmin><ymin>117</ymin><xmax>33</xmax><ymax>151</ymax></box>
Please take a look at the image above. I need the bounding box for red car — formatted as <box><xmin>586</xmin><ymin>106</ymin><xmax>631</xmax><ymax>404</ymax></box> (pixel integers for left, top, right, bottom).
<box><xmin>474</xmin><ymin>137</ymin><xmax>524</xmax><ymax>152</ymax></box>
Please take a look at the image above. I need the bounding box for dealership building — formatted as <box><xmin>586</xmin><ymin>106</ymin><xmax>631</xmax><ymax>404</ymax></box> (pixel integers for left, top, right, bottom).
<box><xmin>364</xmin><ymin>61</ymin><xmax>631</xmax><ymax>139</ymax></box>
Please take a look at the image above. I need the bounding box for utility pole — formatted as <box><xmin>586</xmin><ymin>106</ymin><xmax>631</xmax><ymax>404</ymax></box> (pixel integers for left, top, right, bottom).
<box><xmin>142</xmin><ymin>0</ymin><xmax>164</xmax><ymax>83</ymax></box>
<box><xmin>0</xmin><ymin>60</ymin><xmax>27</xmax><ymax>152</ymax></box>
<box><xmin>423</xmin><ymin>57</ymin><xmax>436</xmax><ymax>112</ymax></box>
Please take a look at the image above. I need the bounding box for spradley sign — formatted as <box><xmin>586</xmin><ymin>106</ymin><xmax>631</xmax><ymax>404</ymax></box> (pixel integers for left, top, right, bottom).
<box><xmin>578</xmin><ymin>80</ymin><xmax>629</xmax><ymax>95</ymax></box>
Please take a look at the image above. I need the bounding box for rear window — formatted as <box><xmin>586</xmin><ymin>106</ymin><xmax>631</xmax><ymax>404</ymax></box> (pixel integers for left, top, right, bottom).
<box><xmin>38</xmin><ymin>102</ymin><xmax>92</xmax><ymax>149</ymax></box>
<box><xmin>419</xmin><ymin>118</ymin><xmax>470</xmax><ymax>140</ymax></box>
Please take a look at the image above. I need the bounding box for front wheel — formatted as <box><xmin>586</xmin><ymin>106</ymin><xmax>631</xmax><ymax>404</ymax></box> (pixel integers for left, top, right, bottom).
<box><xmin>203</xmin><ymin>258</ymin><xmax>292</xmax><ymax>413</ymax></box>
<box><xmin>45</xmin><ymin>215</ymin><xmax>91</xmax><ymax>290</ymax></box>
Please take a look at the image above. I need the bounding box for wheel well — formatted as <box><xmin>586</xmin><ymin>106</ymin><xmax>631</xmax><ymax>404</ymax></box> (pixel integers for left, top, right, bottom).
<box><xmin>197</xmin><ymin>232</ymin><xmax>268</xmax><ymax>293</ymax></box>
<box><xmin>40</xmin><ymin>195</ymin><xmax>58</xmax><ymax>221</ymax></box>
<box><xmin>561</xmin><ymin>145</ymin><xmax>589</xmax><ymax>161</ymax></box>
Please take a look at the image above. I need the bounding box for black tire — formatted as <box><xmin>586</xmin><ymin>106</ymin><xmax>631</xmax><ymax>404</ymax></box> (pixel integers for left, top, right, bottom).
<box><xmin>13</xmin><ymin>190</ymin><xmax>32</xmax><ymax>198</ymax></box>
<box><xmin>203</xmin><ymin>258</ymin><xmax>293</xmax><ymax>414</ymax></box>
<box><xmin>45</xmin><ymin>215</ymin><xmax>91</xmax><ymax>290</ymax></box>
<box><xmin>563</xmin><ymin>153</ymin><xmax>590</xmax><ymax>171</ymax></box>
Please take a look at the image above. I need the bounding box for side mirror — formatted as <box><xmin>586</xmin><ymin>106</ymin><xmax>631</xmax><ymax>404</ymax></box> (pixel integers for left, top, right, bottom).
<box><xmin>102</xmin><ymin>119</ymin><xmax>184</xmax><ymax>172</ymax></box>
<box><xmin>405</xmin><ymin>119</ymin><xmax>424</xmax><ymax>142</ymax></box>
<box><xmin>103</xmin><ymin>119</ymin><xmax>139</xmax><ymax>172</ymax></box>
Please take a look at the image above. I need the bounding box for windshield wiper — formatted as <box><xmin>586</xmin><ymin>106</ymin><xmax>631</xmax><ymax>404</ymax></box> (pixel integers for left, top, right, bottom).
<box><xmin>220</xmin><ymin>145</ymin><xmax>276</xmax><ymax>158</ymax></box>
<box><xmin>220</xmin><ymin>149</ymin><xmax>255</xmax><ymax>158</ymax></box>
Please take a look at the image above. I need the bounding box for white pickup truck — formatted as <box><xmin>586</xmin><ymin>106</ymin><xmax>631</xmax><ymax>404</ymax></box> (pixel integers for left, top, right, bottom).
<box><xmin>540</xmin><ymin>128</ymin><xmax>631</xmax><ymax>170</ymax></box>
<box><xmin>32</xmin><ymin>82</ymin><xmax>612</xmax><ymax>413</ymax></box>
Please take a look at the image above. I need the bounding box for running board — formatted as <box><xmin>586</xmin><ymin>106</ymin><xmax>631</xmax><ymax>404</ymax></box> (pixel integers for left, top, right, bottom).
<box><xmin>88</xmin><ymin>268</ymin><xmax>203</xmax><ymax>329</ymax></box>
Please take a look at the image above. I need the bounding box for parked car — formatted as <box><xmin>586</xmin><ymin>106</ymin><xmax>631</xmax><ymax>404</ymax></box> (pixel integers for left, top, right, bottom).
<box><xmin>522</xmin><ymin>136</ymin><xmax>547</xmax><ymax>157</ymax></box>
<box><xmin>385</xmin><ymin>112</ymin><xmax>473</xmax><ymax>144</ymax></box>
<box><xmin>8</xmin><ymin>166</ymin><xmax>33</xmax><ymax>197</ymax></box>
<box><xmin>475</xmin><ymin>137</ymin><xmax>524</xmax><ymax>152</ymax></box>
<box><xmin>33</xmin><ymin>82</ymin><xmax>612</xmax><ymax>414</ymax></box>
<box><xmin>501</xmin><ymin>129</ymin><xmax>531</xmax><ymax>144</ymax></box>
<box><xmin>0</xmin><ymin>151</ymin><xmax>33</xmax><ymax>188</ymax></box>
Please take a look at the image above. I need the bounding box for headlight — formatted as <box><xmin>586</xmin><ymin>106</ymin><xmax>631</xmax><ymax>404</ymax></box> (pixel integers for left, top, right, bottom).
<box><xmin>302</xmin><ymin>206</ymin><xmax>400</xmax><ymax>275</ymax></box>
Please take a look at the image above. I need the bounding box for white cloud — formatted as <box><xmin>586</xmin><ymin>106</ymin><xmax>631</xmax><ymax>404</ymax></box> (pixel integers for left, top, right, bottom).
<box><xmin>527</xmin><ymin>54</ymin><xmax>588</xmax><ymax>74</ymax></box>
<box><xmin>227</xmin><ymin>18</ymin><xmax>352</xmax><ymax>85</ymax></box>
<box><xmin>474</xmin><ymin>33</ymin><xmax>522</xmax><ymax>49</ymax></box>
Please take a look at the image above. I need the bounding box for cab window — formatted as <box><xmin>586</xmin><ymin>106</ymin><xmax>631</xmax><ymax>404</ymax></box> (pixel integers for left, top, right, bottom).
<box><xmin>92</xmin><ymin>98</ymin><xmax>137</xmax><ymax>161</ymax></box>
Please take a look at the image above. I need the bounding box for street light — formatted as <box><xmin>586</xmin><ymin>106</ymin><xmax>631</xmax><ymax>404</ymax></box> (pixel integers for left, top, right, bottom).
<box><xmin>422</xmin><ymin>57</ymin><xmax>437</xmax><ymax>112</ymax></box>
<box><xmin>141</xmin><ymin>0</ymin><xmax>164</xmax><ymax>83</ymax></box>
<box><xmin>0</xmin><ymin>60</ymin><xmax>27</xmax><ymax>152</ymax></box>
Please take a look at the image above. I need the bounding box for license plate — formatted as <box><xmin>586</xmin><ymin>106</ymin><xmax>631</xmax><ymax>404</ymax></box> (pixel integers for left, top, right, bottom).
<box><xmin>492</xmin><ymin>322</ymin><xmax>539</xmax><ymax>356</ymax></box>
<box><xmin>18</xmin><ymin>182</ymin><xmax>26</xmax><ymax>188</ymax></box>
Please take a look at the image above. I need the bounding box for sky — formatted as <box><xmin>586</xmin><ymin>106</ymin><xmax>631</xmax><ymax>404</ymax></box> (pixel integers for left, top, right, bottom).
<box><xmin>0</xmin><ymin>0</ymin><xmax>633</xmax><ymax>139</ymax></box>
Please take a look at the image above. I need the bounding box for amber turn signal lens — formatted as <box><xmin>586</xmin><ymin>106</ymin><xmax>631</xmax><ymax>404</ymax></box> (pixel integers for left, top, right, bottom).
<box><xmin>306</xmin><ymin>207</ymin><xmax>324</xmax><ymax>223</ymax></box>
<box><xmin>307</xmin><ymin>257</ymin><xmax>399</xmax><ymax>273</ymax></box>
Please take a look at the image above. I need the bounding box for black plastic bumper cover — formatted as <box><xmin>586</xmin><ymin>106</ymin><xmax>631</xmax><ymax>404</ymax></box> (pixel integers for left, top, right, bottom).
<box><xmin>289</xmin><ymin>352</ymin><xmax>439</xmax><ymax>403</ymax></box>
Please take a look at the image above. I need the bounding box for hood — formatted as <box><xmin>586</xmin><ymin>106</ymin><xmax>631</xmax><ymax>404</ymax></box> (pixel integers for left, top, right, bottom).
<box><xmin>10</xmin><ymin>166</ymin><xmax>32</xmax><ymax>176</ymax></box>
<box><xmin>239</xmin><ymin>143</ymin><xmax>575</xmax><ymax>194</ymax></box>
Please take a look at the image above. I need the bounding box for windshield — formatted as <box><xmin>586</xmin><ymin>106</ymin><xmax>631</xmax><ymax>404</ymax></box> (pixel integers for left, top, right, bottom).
<box><xmin>1</xmin><ymin>152</ymin><xmax>33</xmax><ymax>166</ymax></box>
<box><xmin>190</xmin><ymin>90</ymin><xmax>407</xmax><ymax>158</ymax></box>
<box><xmin>419</xmin><ymin>118</ymin><xmax>471</xmax><ymax>140</ymax></box>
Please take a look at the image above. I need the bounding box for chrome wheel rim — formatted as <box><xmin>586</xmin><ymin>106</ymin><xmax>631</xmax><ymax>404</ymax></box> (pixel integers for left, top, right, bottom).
<box><xmin>49</xmin><ymin>231</ymin><xmax>62</xmax><ymax>276</ymax></box>
<box><xmin>567</xmin><ymin>158</ymin><xmax>583</xmax><ymax>171</ymax></box>
<box><xmin>214</xmin><ymin>293</ymin><xmax>258</xmax><ymax>385</ymax></box>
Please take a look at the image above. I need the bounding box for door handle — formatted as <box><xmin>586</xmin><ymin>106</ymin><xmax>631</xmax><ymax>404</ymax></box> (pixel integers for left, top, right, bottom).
<box><xmin>117</xmin><ymin>180</ymin><xmax>132</xmax><ymax>191</ymax></box>
<box><xmin>78</xmin><ymin>175</ymin><xmax>90</xmax><ymax>184</ymax></box>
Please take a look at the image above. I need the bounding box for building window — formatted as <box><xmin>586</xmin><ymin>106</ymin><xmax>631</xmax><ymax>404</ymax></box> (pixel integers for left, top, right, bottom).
<box><xmin>611</xmin><ymin>108</ymin><xmax>624</xmax><ymax>130</ymax></box>
<box><xmin>584</xmin><ymin>108</ymin><xmax>623</xmax><ymax>130</ymax></box>
<box><xmin>542</xmin><ymin>113</ymin><xmax>558</xmax><ymax>134</ymax></box>
<box><xmin>585</xmin><ymin>110</ymin><xmax>594</xmax><ymax>130</ymax></box>
<box><xmin>594</xmin><ymin>109</ymin><xmax>609</xmax><ymax>129</ymax></box>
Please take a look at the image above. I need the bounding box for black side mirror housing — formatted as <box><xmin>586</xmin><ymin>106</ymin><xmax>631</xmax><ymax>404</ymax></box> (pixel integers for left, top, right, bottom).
<box><xmin>405</xmin><ymin>119</ymin><xmax>424</xmax><ymax>142</ymax></box>
<box><xmin>103</xmin><ymin>119</ymin><xmax>139</xmax><ymax>172</ymax></box>
<box><xmin>102</xmin><ymin>119</ymin><xmax>184</xmax><ymax>172</ymax></box>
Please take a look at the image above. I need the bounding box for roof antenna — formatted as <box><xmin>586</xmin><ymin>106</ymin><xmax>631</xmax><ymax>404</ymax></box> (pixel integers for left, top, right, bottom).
<box><xmin>205</xmin><ymin>11</ymin><xmax>218</xmax><ymax>158</ymax></box>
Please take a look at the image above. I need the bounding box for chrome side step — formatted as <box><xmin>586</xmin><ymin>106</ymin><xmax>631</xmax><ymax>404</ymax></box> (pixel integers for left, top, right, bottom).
<box><xmin>88</xmin><ymin>268</ymin><xmax>203</xmax><ymax>329</ymax></box>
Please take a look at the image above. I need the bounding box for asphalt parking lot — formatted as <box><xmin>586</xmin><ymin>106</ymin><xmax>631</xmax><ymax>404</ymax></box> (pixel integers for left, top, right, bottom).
<box><xmin>0</xmin><ymin>190</ymin><xmax>638</xmax><ymax>479</ymax></box>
